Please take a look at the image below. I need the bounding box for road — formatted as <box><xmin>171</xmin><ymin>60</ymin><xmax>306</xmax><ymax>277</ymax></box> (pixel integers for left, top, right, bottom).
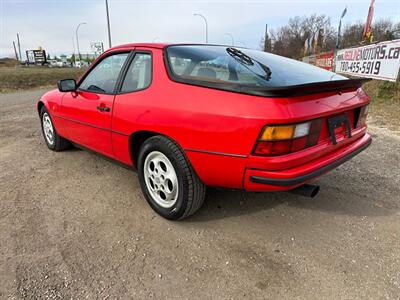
<box><xmin>1</xmin><ymin>89</ymin><xmax>399</xmax><ymax>299</ymax></box>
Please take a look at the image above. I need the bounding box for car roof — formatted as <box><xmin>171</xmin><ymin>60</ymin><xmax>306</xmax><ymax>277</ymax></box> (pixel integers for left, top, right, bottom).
<box><xmin>108</xmin><ymin>43</ymin><xmax>171</xmax><ymax>51</ymax></box>
<box><xmin>107</xmin><ymin>43</ymin><xmax>239</xmax><ymax>52</ymax></box>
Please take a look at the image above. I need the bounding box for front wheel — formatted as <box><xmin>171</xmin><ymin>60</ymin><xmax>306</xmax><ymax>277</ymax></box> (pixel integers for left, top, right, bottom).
<box><xmin>40</xmin><ymin>107</ymin><xmax>70</xmax><ymax>151</ymax></box>
<box><xmin>138</xmin><ymin>136</ymin><xmax>206</xmax><ymax>220</ymax></box>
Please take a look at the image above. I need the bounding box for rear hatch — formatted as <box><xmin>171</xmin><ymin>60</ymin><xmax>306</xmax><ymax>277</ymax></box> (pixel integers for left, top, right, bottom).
<box><xmin>165</xmin><ymin>45</ymin><xmax>370</xmax><ymax>160</ymax></box>
<box><xmin>249</xmin><ymin>84</ymin><xmax>370</xmax><ymax>170</ymax></box>
<box><xmin>274</xmin><ymin>79</ymin><xmax>370</xmax><ymax>147</ymax></box>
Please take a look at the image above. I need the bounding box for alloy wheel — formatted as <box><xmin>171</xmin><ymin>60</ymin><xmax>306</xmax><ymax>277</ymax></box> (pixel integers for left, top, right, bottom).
<box><xmin>42</xmin><ymin>112</ymin><xmax>55</xmax><ymax>146</ymax></box>
<box><xmin>143</xmin><ymin>151</ymin><xmax>179</xmax><ymax>208</ymax></box>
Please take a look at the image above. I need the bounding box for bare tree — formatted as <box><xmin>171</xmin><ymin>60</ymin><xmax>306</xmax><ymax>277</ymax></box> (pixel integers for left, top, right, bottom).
<box><xmin>262</xmin><ymin>16</ymin><xmax>399</xmax><ymax>58</ymax></box>
<box><xmin>373</xmin><ymin>19</ymin><xmax>399</xmax><ymax>42</ymax></box>
<box><xmin>341</xmin><ymin>19</ymin><xmax>398</xmax><ymax>48</ymax></box>
<box><xmin>261</xmin><ymin>14</ymin><xmax>336</xmax><ymax>59</ymax></box>
<box><xmin>341</xmin><ymin>22</ymin><xmax>364</xmax><ymax>48</ymax></box>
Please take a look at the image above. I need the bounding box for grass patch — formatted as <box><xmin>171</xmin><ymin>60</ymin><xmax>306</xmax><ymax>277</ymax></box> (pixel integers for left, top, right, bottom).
<box><xmin>363</xmin><ymin>80</ymin><xmax>400</xmax><ymax>130</ymax></box>
<box><xmin>0</xmin><ymin>67</ymin><xmax>85</xmax><ymax>93</ymax></box>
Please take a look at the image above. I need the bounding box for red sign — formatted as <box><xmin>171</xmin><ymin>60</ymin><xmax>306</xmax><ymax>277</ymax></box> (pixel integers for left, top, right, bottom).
<box><xmin>315</xmin><ymin>51</ymin><xmax>334</xmax><ymax>71</ymax></box>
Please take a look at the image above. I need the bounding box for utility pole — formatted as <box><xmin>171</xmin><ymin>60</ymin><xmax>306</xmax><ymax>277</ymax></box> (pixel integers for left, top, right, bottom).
<box><xmin>72</xmin><ymin>37</ymin><xmax>76</xmax><ymax>64</ymax></box>
<box><xmin>72</xmin><ymin>37</ymin><xmax>76</xmax><ymax>55</ymax></box>
<box><xmin>13</xmin><ymin>41</ymin><xmax>19</xmax><ymax>60</ymax></box>
<box><xmin>17</xmin><ymin>33</ymin><xmax>22</xmax><ymax>61</ymax></box>
<box><xmin>105</xmin><ymin>0</ymin><xmax>112</xmax><ymax>48</ymax></box>
<box><xmin>264</xmin><ymin>24</ymin><xmax>269</xmax><ymax>52</ymax></box>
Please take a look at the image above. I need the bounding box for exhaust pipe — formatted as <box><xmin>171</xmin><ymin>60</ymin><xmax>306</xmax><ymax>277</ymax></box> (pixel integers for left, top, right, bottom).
<box><xmin>289</xmin><ymin>184</ymin><xmax>320</xmax><ymax>198</ymax></box>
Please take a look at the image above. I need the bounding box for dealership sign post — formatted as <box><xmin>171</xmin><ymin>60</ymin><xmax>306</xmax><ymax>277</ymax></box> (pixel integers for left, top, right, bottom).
<box><xmin>26</xmin><ymin>49</ymin><xmax>47</xmax><ymax>65</ymax></box>
<box><xmin>91</xmin><ymin>42</ymin><xmax>104</xmax><ymax>58</ymax></box>
<box><xmin>335</xmin><ymin>39</ymin><xmax>400</xmax><ymax>81</ymax></box>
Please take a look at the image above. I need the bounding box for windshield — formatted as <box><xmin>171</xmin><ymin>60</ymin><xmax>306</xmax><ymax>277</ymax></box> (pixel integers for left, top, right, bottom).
<box><xmin>165</xmin><ymin>45</ymin><xmax>346</xmax><ymax>88</ymax></box>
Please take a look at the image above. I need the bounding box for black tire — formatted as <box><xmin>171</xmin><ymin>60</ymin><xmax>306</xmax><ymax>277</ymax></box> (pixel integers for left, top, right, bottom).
<box><xmin>138</xmin><ymin>135</ymin><xmax>206</xmax><ymax>220</ymax></box>
<box><xmin>40</xmin><ymin>106</ymin><xmax>70</xmax><ymax>151</ymax></box>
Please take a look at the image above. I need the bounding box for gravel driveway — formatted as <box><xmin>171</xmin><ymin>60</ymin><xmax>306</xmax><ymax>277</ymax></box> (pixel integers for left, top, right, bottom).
<box><xmin>1</xmin><ymin>89</ymin><xmax>399</xmax><ymax>299</ymax></box>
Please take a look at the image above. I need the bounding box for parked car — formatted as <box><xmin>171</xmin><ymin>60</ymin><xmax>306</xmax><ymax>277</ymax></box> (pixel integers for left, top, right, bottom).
<box><xmin>37</xmin><ymin>43</ymin><xmax>371</xmax><ymax>220</ymax></box>
<box><xmin>74</xmin><ymin>60</ymin><xmax>89</xmax><ymax>68</ymax></box>
<box><xmin>48</xmin><ymin>59</ymin><xmax>58</xmax><ymax>67</ymax></box>
<box><xmin>55</xmin><ymin>61</ymin><xmax>68</xmax><ymax>67</ymax></box>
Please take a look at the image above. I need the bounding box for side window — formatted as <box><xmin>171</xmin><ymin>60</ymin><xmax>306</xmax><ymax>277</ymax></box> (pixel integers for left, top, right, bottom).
<box><xmin>79</xmin><ymin>53</ymin><xmax>129</xmax><ymax>94</ymax></box>
<box><xmin>120</xmin><ymin>53</ymin><xmax>152</xmax><ymax>93</ymax></box>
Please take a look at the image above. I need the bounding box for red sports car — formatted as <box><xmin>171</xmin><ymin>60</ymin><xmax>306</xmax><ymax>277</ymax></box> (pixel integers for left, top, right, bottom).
<box><xmin>38</xmin><ymin>43</ymin><xmax>371</xmax><ymax>219</ymax></box>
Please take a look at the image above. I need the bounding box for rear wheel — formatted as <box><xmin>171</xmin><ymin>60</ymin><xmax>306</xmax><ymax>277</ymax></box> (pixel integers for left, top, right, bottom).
<box><xmin>40</xmin><ymin>107</ymin><xmax>70</xmax><ymax>151</ymax></box>
<box><xmin>138</xmin><ymin>136</ymin><xmax>206</xmax><ymax>220</ymax></box>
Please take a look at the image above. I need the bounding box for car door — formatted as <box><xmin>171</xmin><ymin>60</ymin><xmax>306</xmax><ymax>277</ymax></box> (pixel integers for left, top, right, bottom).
<box><xmin>110</xmin><ymin>51</ymin><xmax>153</xmax><ymax>164</ymax></box>
<box><xmin>60</xmin><ymin>52</ymin><xmax>130</xmax><ymax>156</ymax></box>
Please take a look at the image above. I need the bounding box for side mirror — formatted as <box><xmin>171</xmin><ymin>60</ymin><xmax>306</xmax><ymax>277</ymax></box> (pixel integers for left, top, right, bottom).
<box><xmin>57</xmin><ymin>79</ymin><xmax>77</xmax><ymax>92</ymax></box>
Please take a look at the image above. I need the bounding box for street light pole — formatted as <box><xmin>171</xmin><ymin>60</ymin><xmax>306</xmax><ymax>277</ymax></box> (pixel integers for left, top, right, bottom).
<box><xmin>76</xmin><ymin>22</ymin><xmax>87</xmax><ymax>61</ymax></box>
<box><xmin>225</xmin><ymin>33</ymin><xmax>234</xmax><ymax>46</ymax></box>
<box><xmin>105</xmin><ymin>0</ymin><xmax>112</xmax><ymax>48</ymax></box>
<box><xmin>193</xmin><ymin>13</ymin><xmax>208</xmax><ymax>43</ymax></box>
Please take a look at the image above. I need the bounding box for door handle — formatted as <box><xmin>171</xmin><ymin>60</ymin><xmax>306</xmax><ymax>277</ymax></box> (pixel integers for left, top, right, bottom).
<box><xmin>96</xmin><ymin>105</ymin><xmax>110</xmax><ymax>112</ymax></box>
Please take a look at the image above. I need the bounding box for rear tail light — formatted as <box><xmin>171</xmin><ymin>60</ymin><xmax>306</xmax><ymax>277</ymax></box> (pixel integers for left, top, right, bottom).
<box><xmin>356</xmin><ymin>105</ymin><xmax>369</xmax><ymax>128</ymax></box>
<box><xmin>253</xmin><ymin>119</ymin><xmax>322</xmax><ymax>156</ymax></box>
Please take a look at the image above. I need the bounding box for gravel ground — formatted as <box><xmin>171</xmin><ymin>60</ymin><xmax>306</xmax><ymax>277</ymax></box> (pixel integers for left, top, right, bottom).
<box><xmin>1</xmin><ymin>89</ymin><xmax>399</xmax><ymax>299</ymax></box>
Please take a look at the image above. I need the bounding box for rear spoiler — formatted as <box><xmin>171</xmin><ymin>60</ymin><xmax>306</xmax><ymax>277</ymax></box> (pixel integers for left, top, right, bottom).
<box><xmin>169</xmin><ymin>76</ymin><xmax>371</xmax><ymax>98</ymax></box>
<box><xmin>242</xmin><ymin>78</ymin><xmax>372</xmax><ymax>98</ymax></box>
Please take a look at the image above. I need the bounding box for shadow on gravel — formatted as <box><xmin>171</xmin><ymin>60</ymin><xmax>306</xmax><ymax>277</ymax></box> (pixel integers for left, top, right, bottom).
<box><xmin>187</xmin><ymin>173</ymin><xmax>399</xmax><ymax>223</ymax></box>
<box><xmin>60</xmin><ymin>145</ymin><xmax>399</xmax><ymax>222</ymax></box>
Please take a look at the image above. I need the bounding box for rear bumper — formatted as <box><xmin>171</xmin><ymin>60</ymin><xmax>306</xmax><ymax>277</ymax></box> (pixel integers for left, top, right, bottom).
<box><xmin>244</xmin><ymin>133</ymin><xmax>371</xmax><ymax>191</ymax></box>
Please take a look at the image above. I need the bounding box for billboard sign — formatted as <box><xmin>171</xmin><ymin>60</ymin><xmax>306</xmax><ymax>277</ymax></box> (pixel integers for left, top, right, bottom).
<box><xmin>315</xmin><ymin>51</ymin><xmax>335</xmax><ymax>71</ymax></box>
<box><xmin>335</xmin><ymin>39</ymin><xmax>400</xmax><ymax>81</ymax></box>
<box><xmin>90</xmin><ymin>42</ymin><xmax>104</xmax><ymax>56</ymax></box>
<box><xmin>26</xmin><ymin>49</ymin><xmax>47</xmax><ymax>64</ymax></box>
<box><xmin>302</xmin><ymin>52</ymin><xmax>334</xmax><ymax>71</ymax></box>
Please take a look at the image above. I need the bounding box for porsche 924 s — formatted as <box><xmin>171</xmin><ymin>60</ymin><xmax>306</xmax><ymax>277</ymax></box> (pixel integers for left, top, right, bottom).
<box><xmin>38</xmin><ymin>44</ymin><xmax>371</xmax><ymax>219</ymax></box>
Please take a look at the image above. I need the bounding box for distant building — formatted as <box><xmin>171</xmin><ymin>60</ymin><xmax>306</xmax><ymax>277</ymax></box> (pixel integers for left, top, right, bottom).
<box><xmin>60</xmin><ymin>55</ymin><xmax>67</xmax><ymax>63</ymax></box>
<box><xmin>79</xmin><ymin>53</ymin><xmax>97</xmax><ymax>61</ymax></box>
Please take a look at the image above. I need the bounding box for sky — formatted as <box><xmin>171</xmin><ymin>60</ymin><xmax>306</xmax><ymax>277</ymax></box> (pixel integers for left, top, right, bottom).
<box><xmin>1</xmin><ymin>0</ymin><xmax>399</xmax><ymax>58</ymax></box>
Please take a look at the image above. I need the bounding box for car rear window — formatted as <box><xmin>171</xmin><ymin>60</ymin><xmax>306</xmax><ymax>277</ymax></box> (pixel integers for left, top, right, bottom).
<box><xmin>165</xmin><ymin>45</ymin><xmax>347</xmax><ymax>89</ymax></box>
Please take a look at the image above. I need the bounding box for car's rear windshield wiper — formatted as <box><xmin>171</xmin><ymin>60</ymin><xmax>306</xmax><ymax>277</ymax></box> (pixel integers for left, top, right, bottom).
<box><xmin>227</xmin><ymin>47</ymin><xmax>254</xmax><ymax>66</ymax></box>
<box><xmin>226</xmin><ymin>47</ymin><xmax>272</xmax><ymax>81</ymax></box>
